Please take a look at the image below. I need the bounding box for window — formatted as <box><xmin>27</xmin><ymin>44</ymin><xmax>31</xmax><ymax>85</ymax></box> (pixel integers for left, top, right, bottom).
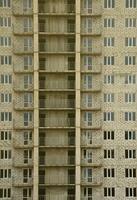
<box><xmin>125</xmin><ymin>93</ymin><xmax>136</xmax><ymax>103</ymax></box>
<box><xmin>83</xmin><ymin>56</ymin><xmax>92</xmax><ymax>70</ymax></box>
<box><xmin>104</xmin><ymin>18</ymin><xmax>115</xmax><ymax>27</ymax></box>
<box><xmin>104</xmin><ymin>149</ymin><xmax>114</xmax><ymax>158</ymax></box>
<box><xmin>0</xmin><ymin>56</ymin><xmax>12</xmax><ymax>65</ymax></box>
<box><xmin>84</xmin><ymin>94</ymin><xmax>92</xmax><ymax>107</ymax></box>
<box><xmin>104</xmin><ymin>75</ymin><xmax>114</xmax><ymax>84</ymax></box>
<box><xmin>83</xmin><ymin>17</ymin><xmax>92</xmax><ymax>33</ymax></box>
<box><xmin>23</xmin><ymin>0</ymin><xmax>32</xmax><ymax>10</ymax></box>
<box><xmin>84</xmin><ymin>187</ymin><xmax>92</xmax><ymax>199</ymax></box>
<box><xmin>104</xmin><ymin>93</ymin><xmax>114</xmax><ymax>102</ymax></box>
<box><xmin>125</xmin><ymin>168</ymin><xmax>136</xmax><ymax>177</ymax></box>
<box><xmin>24</xmin><ymin>112</ymin><xmax>32</xmax><ymax>126</ymax></box>
<box><xmin>0</xmin><ymin>37</ymin><xmax>11</xmax><ymax>47</ymax></box>
<box><xmin>0</xmin><ymin>17</ymin><xmax>11</xmax><ymax>27</ymax></box>
<box><xmin>84</xmin><ymin>112</ymin><xmax>92</xmax><ymax>126</ymax></box>
<box><xmin>104</xmin><ymin>37</ymin><xmax>115</xmax><ymax>46</ymax></box>
<box><xmin>24</xmin><ymin>18</ymin><xmax>32</xmax><ymax>32</ymax></box>
<box><xmin>24</xmin><ymin>131</ymin><xmax>32</xmax><ymax>145</ymax></box>
<box><xmin>125</xmin><ymin>37</ymin><xmax>136</xmax><ymax>46</ymax></box>
<box><xmin>126</xmin><ymin>188</ymin><xmax>137</xmax><ymax>197</ymax></box>
<box><xmin>83</xmin><ymin>0</ymin><xmax>92</xmax><ymax>13</ymax></box>
<box><xmin>125</xmin><ymin>149</ymin><xmax>136</xmax><ymax>158</ymax></box>
<box><xmin>125</xmin><ymin>112</ymin><xmax>136</xmax><ymax>121</ymax></box>
<box><xmin>23</xmin><ymin>188</ymin><xmax>32</xmax><ymax>199</ymax></box>
<box><xmin>83</xmin><ymin>75</ymin><xmax>92</xmax><ymax>89</ymax></box>
<box><xmin>104</xmin><ymin>168</ymin><xmax>115</xmax><ymax>177</ymax></box>
<box><xmin>83</xmin><ymin>149</ymin><xmax>92</xmax><ymax>163</ymax></box>
<box><xmin>125</xmin><ymin>74</ymin><xmax>136</xmax><ymax>84</ymax></box>
<box><xmin>125</xmin><ymin>18</ymin><xmax>136</xmax><ymax>27</ymax></box>
<box><xmin>24</xmin><ymin>75</ymin><xmax>32</xmax><ymax>89</ymax></box>
<box><xmin>83</xmin><ymin>168</ymin><xmax>92</xmax><ymax>182</ymax></box>
<box><xmin>1</xmin><ymin>93</ymin><xmax>12</xmax><ymax>103</ymax></box>
<box><xmin>0</xmin><ymin>112</ymin><xmax>12</xmax><ymax>122</ymax></box>
<box><xmin>104</xmin><ymin>56</ymin><xmax>114</xmax><ymax>65</ymax></box>
<box><xmin>24</xmin><ymin>93</ymin><xmax>33</xmax><ymax>107</ymax></box>
<box><xmin>104</xmin><ymin>112</ymin><xmax>114</xmax><ymax>121</ymax></box>
<box><xmin>0</xmin><ymin>131</ymin><xmax>11</xmax><ymax>141</ymax></box>
<box><xmin>83</xmin><ymin>130</ymin><xmax>92</xmax><ymax>145</ymax></box>
<box><xmin>125</xmin><ymin>0</ymin><xmax>137</xmax><ymax>8</ymax></box>
<box><xmin>24</xmin><ymin>37</ymin><xmax>32</xmax><ymax>51</ymax></box>
<box><xmin>0</xmin><ymin>188</ymin><xmax>11</xmax><ymax>198</ymax></box>
<box><xmin>0</xmin><ymin>0</ymin><xmax>11</xmax><ymax>7</ymax></box>
<box><xmin>23</xmin><ymin>168</ymin><xmax>32</xmax><ymax>183</ymax></box>
<box><xmin>125</xmin><ymin>131</ymin><xmax>136</xmax><ymax>140</ymax></box>
<box><xmin>0</xmin><ymin>150</ymin><xmax>11</xmax><ymax>159</ymax></box>
<box><xmin>24</xmin><ymin>56</ymin><xmax>33</xmax><ymax>70</ymax></box>
<box><xmin>24</xmin><ymin>149</ymin><xmax>32</xmax><ymax>163</ymax></box>
<box><xmin>104</xmin><ymin>0</ymin><xmax>115</xmax><ymax>8</ymax></box>
<box><xmin>0</xmin><ymin>169</ymin><xmax>11</xmax><ymax>178</ymax></box>
<box><xmin>0</xmin><ymin>74</ymin><xmax>12</xmax><ymax>84</ymax></box>
<box><xmin>83</xmin><ymin>37</ymin><xmax>92</xmax><ymax>51</ymax></box>
<box><xmin>104</xmin><ymin>131</ymin><xmax>114</xmax><ymax>140</ymax></box>
<box><xmin>125</xmin><ymin>56</ymin><xmax>136</xmax><ymax>65</ymax></box>
<box><xmin>104</xmin><ymin>187</ymin><xmax>115</xmax><ymax>197</ymax></box>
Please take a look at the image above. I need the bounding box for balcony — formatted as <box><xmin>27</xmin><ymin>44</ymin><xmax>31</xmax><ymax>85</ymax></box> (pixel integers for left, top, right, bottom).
<box><xmin>13</xmin><ymin>64</ymin><xmax>33</xmax><ymax>74</ymax></box>
<box><xmin>39</xmin><ymin>99</ymin><xmax>75</xmax><ymax>109</ymax></box>
<box><xmin>12</xmin><ymin>6</ymin><xmax>33</xmax><ymax>16</ymax></box>
<box><xmin>39</xmin><ymin>80</ymin><xmax>75</xmax><ymax>91</ymax></box>
<box><xmin>39</xmin><ymin>43</ymin><xmax>75</xmax><ymax>53</ymax></box>
<box><xmin>13</xmin><ymin>119</ymin><xmax>33</xmax><ymax>130</ymax></box>
<box><xmin>13</xmin><ymin>100</ymin><xmax>33</xmax><ymax>110</ymax></box>
<box><xmin>81</xmin><ymin>64</ymin><xmax>101</xmax><ymax>73</ymax></box>
<box><xmin>39</xmin><ymin>137</ymin><xmax>75</xmax><ymax>147</ymax></box>
<box><xmin>39</xmin><ymin>195</ymin><xmax>75</xmax><ymax>200</ymax></box>
<box><xmin>12</xmin><ymin>197</ymin><xmax>32</xmax><ymax>200</ymax></box>
<box><xmin>13</xmin><ymin>82</ymin><xmax>33</xmax><ymax>92</ymax></box>
<box><xmin>39</xmin><ymin>175</ymin><xmax>75</xmax><ymax>185</ymax></box>
<box><xmin>39</xmin><ymin>118</ymin><xmax>75</xmax><ymax>128</ymax></box>
<box><xmin>39</xmin><ymin>3</ymin><xmax>75</xmax><ymax>14</ymax></box>
<box><xmin>39</xmin><ymin>23</ymin><xmax>75</xmax><ymax>34</ymax></box>
<box><xmin>81</xmin><ymin>135</ymin><xmax>102</xmax><ymax>148</ymax></box>
<box><xmin>39</xmin><ymin>156</ymin><xmax>75</xmax><ymax>166</ymax></box>
<box><xmin>13</xmin><ymin>137</ymin><xmax>33</xmax><ymax>148</ymax></box>
<box><xmin>12</xmin><ymin>157</ymin><xmax>33</xmax><ymax>167</ymax></box>
<box><xmin>81</xmin><ymin>0</ymin><xmax>102</xmax><ymax>16</ymax></box>
<box><xmin>12</xmin><ymin>176</ymin><xmax>33</xmax><ymax>187</ymax></box>
<box><xmin>81</xmin><ymin>96</ymin><xmax>101</xmax><ymax>111</ymax></box>
<box><xmin>13</xmin><ymin>24</ymin><xmax>33</xmax><ymax>35</ymax></box>
<box><xmin>81</xmin><ymin>176</ymin><xmax>103</xmax><ymax>186</ymax></box>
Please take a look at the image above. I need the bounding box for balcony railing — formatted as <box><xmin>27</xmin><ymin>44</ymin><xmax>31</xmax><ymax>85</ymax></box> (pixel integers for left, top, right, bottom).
<box><xmin>39</xmin><ymin>4</ymin><xmax>75</xmax><ymax>14</ymax></box>
<box><xmin>12</xmin><ymin>6</ymin><xmax>33</xmax><ymax>15</ymax></box>
<box><xmin>39</xmin><ymin>156</ymin><xmax>75</xmax><ymax>166</ymax></box>
<box><xmin>81</xmin><ymin>176</ymin><xmax>103</xmax><ymax>185</ymax></box>
<box><xmin>81</xmin><ymin>136</ymin><xmax>102</xmax><ymax>147</ymax></box>
<box><xmin>81</xmin><ymin>158</ymin><xmax>102</xmax><ymax>166</ymax></box>
<box><xmin>39</xmin><ymin>137</ymin><xmax>75</xmax><ymax>147</ymax></box>
<box><xmin>12</xmin><ymin>176</ymin><xmax>33</xmax><ymax>186</ymax></box>
<box><xmin>39</xmin><ymin>195</ymin><xmax>75</xmax><ymax>200</ymax></box>
<box><xmin>13</xmin><ymin>24</ymin><xmax>33</xmax><ymax>35</ymax></box>
<box><xmin>39</xmin><ymin>80</ymin><xmax>75</xmax><ymax>90</ymax></box>
<box><xmin>13</xmin><ymin>100</ymin><xmax>33</xmax><ymax>110</ymax></box>
<box><xmin>13</xmin><ymin>82</ymin><xmax>33</xmax><ymax>91</ymax></box>
<box><xmin>13</xmin><ymin>137</ymin><xmax>33</xmax><ymax>148</ymax></box>
<box><xmin>81</xmin><ymin>47</ymin><xmax>101</xmax><ymax>55</ymax></box>
<box><xmin>39</xmin><ymin>99</ymin><xmax>75</xmax><ymax>109</ymax></box>
<box><xmin>39</xmin><ymin>175</ymin><xmax>75</xmax><ymax>185</ymax></box>
<box><xmin>13</xmin><ymin>64</ymin><xmax>33</xmax><ymax>73</ymax></box>
<box><xmin>39</xmin><ymin>43</ymin><xmax>75</xmax><ymax>52</ymax></box>
<box><xmin>13</xmin><ymin>157</ymin><xmax>33</xmax><ymax>167</ymax></box>
<box><xmin>39</xmin><ymin>24</ymin><xmax>75</xmax><ymax>33</ymax></box>
<box><xmin>81</xmin><ymin>7</ymin><xmax>102</xmax><ymax>16</ymax></box>
<box><xmin>39</xmin><ymin>62</ymin><xmax>75</xmax><ymax>71</ymax></box>
<box><xmin>13</xmin><ymin>119</ymin><xmax>33</xmax><ymax>129</ymax></box>
<box><xmin>39</xmin><ymin>118</ymin><xmax>75</xmax><ymax>127</ymax></box>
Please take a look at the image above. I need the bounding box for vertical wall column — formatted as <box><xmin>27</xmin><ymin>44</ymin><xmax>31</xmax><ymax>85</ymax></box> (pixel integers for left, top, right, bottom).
<box><xmin>75</xmin><ymin>1</ymin><xmax>81</xmax><ymax>199</ymax></box>
<box><xmin>33</xmin><ymin>1</ymin><xmax>39</xmax><ymax>200</ymax></box>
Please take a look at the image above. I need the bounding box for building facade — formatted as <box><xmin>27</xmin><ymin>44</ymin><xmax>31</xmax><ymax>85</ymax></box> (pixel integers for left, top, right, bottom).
<box><xmin>0</xmin><ymin>0</ymin><xmax>137</xmax><ymax>199</ymax></box>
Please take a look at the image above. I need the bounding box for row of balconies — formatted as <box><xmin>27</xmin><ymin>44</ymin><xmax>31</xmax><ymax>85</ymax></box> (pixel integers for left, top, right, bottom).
<box><xmin>12</xmin><ymin>1</ymin><xmax>102</xmax><ymax>16</ymax></box>
<box><xmin>13</xmin><ymin>63</ymin><xmax>101</xmax><ymax>73</ymax></box>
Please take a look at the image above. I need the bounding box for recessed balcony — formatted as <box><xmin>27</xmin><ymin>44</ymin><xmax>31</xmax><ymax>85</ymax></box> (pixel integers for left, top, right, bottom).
<box><xmin>39</xmin><ymin>43</ymin><xmax>75</xmax><ymax>54</ymax></box>
<box><xmin>39</xmin><ymin>175</ymin><xmax>75</xmax><ymax>185</ymax></box>
<box><xmin>39</xmin><ymin>118</ymin><xmax>75</xmax><ymax>128</ymax></box>
<box><xmin>39</xmin><ymin>99</ymin><xmax>75</xmax><ymax>109</ymax></box>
